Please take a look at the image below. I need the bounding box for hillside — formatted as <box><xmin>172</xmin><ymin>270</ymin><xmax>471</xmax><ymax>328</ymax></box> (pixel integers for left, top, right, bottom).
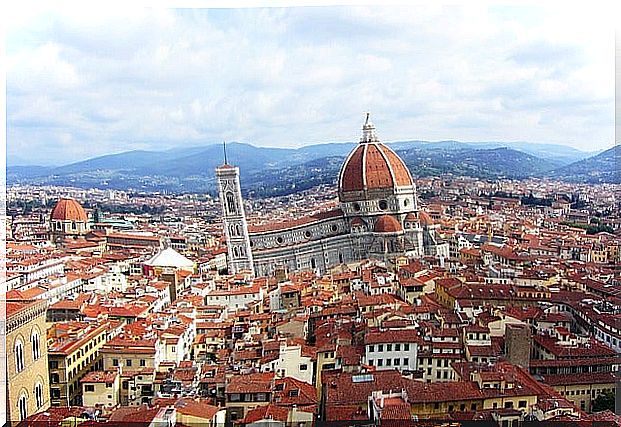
<box><xmin>551</xmin><ymin>145</ymin><xmax>619</xmax><ymax>183</ymax></box>
<box><xmin>6</xmin><ymin>140</ymin><xmax>609</xmax><ymax>196</ymax></box>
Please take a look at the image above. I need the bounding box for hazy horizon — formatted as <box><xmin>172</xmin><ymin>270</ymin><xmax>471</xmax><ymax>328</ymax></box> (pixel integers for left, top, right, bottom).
<box><xmin>6</xmin><ymin>4</ymin><xmax>615</xmax><ymax>165</ymax></box>
<box><xmin>7</xmin><ymin>137</ymin><xmax>611</xmax><ymax>168</ymax></box>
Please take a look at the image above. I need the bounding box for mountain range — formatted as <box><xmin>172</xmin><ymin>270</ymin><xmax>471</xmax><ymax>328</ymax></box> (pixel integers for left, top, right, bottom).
<box><xmin>7</xmin><ymin>140</ymin><xmax>617</xmax><ymax>196</ymax></box>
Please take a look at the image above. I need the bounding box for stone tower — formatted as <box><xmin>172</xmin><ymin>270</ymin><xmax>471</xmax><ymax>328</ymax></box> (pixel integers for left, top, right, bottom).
<box><xmin>216</xmin><ymin>160</ymin><xmax>255</xmax><ymax>276</ymax></box>
<box><xmin>505</xmin><ymin>323</ymin><xmax>531</xmax><ymax>368</ymax></box>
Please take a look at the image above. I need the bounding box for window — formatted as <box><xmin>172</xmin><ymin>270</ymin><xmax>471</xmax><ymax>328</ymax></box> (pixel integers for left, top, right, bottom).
<box><xmin>51</xmin><ymin>388</ymin><xmax>61</xmax><ymax>399</ymax></box>
<box><xmin>395</xmin><ymin>344</ymin><xmax>401</xmax><ymax>351</ymax></box>
<box><xmin>387</xmin><ymin>344</ymin><xmax>392</xmax><ymax>352</ymax></box>
<box><xmin>403</xmin><ymin>358</ymin><xmax>409</xmax><ymax>366</ymax></box>
<box><xmin>51</xmin><ymin>373</ymin><xmax>59</xmax><ymax>384</ymax></box>
<box><xmin>386</xmin><ymin>359</ymin><xmax>392</xmax><ymax>366</ymax></box>
<box><xmin>504</xmin><ymin>401</ymin><xmax>513</xmax><ymax>409</ymax></box>
<box><xmin>226</xmin><ymin>192</ymin><xmax>237</xmax><ymax>215</ymax></box>
<box><xmin>31</xmin><ymin>331</ymin><xmax>41</xmax><ymax>360</ymax></box>
<box><xmin>434</xmin><ymin>403</ymin><xmax>440</xmax><ymax>409</ymax></box>
<box><xmin>49</xmin><ymin>361</ymin><xmax>59</xmax><ymax>369</ymax></box>
<box><xmin>369</xmin><ymin>360</ymin><xmax>374</xmax><ymax>366</ymax></box>
<box><xmin>394</xmin><ymin>358</ymin><xmax>400</xmax><ymax>365</ymax></box>
<box><xmin>18</xmin><ymin>394</ymin><xmax>27</xmax><ymax>421</ymax></box>
<box><xmin>126</xmin><ymin>359</ymin><xmax>132</xmax><ymax>367</ymax></box>
<box><xmin>122</xmin><ymin>381</ymin><xmax>129</xmax><ymax>390</ymax></box>
<box><xmin>15</xmin><ymin>340</ymin><xmax>25</xmax><ymax>373</ymax></box>
<box><xmin>404</xmin><ymin>344</ymin><xmax>410</xmax><ymax>351</ymax></box>
<box><xmin>288</xmin><ymin>389</ymin><xmax>299</xmax><ymax>397</ymax></box>
<box><xmin>369</xmin><ymin>345</ymin><xmax>374</xmax><ymax>353</ymax></box>
<box><xmin>140</xmin><ymin>359</ymin><xmax>146</xmax><ymax>367</ymax></box>
<box><xmin>377</xmin><ymin>359</ymin><xmax>383</xmax><ymax>367</ymax></box>
<box><xmin>518</xmin><ymin>400</ymin><xmax>527</xmax><ymax>408</ymax></box>
<box><xmin>299</xmin><ymin>364</ymin><xmax>308</xmax><ymax>371</ymax></box>
<box><xmin>471</xmin><ymin>403</ymin><xmax>477</xmax><ymax>411</ymax></box>
<box><xmin>106</xmin><ymin>383</ymin><xmax>112</xmax><ymax>388</ymax></box>
<box><xmin>35</xmin><ymin>383</ymin><xmax>44</xmax><ymax>408</ymax></box>
<box><xmin>378</xmin><ymin>345</ymin><xmax>383</xmax><ymax>352</ymax></box>
<box><xmin>460</xmin><ymin>404</ymin><xmax>465</xmax><ymax>411</ymax></box>
<box><xmin>85</xmin><ymin>385</ymin><xmax>95</xmax><ymax>392</ymax></box>
<box><xmin>112</xmin><ymin>359</ymin><xmax>119</xmax><ymax>367</ymax></box>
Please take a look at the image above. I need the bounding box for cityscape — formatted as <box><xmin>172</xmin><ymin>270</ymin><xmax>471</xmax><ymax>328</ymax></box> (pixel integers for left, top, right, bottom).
<box><xmin>3</xmin><ymin>4</ymin><xmax>619</xmax><ymax>427</ymax></box>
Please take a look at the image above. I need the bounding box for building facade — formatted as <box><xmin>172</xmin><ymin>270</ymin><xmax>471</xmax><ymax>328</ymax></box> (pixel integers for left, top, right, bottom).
<box><xmin>6</xmin><ymin>299</ymin><xmax>50</xmax><ymax>423</ymax></box>
<box><xmin>218</xmin><ymin>115</ymin><xmax>446</xmax><ymax>277</ymax></box>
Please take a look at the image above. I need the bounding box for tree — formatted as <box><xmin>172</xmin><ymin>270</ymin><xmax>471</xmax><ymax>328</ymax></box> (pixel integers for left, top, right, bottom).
<box><xmin>592</xmin><ymin>389</ymin><xmax>615</xmax><ymax>412</ymax></box>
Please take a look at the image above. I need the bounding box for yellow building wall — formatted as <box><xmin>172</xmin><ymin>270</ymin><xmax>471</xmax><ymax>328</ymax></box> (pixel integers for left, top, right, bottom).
<box><xmin>7</xmin><ymin>302</ymin><xmax>51</xmax><ymax>422</ymax></box>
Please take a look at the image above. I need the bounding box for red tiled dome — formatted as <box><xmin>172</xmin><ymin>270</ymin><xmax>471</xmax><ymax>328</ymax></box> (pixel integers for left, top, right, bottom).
<box><xmin>351</xmin><ymin>217</ymin><xmax>366</xmax><ymax>227</ymax></box>
<box><xmin>51</xmin><ymin>198</ymin><xmax>87</xmax><ymax>222</ymax></box>
<box><xmin>404</xmin><ymin>212</ymin><xmax>418</xmax><ymax>223</ymax></box>
<box><xmin>374</xmin><ymin>215</ymin><xmax>403</xmax><ymax>233</ymax></box>
<box><xmin>419</xmin><ymin>211</ymin><xmax>434</xmax><ymax>226</ymax></box>
<box><xmin>339</xmin><ymin>116</ymin><xmax>413</xmax><ymax>195</ymax></box>
<box><xmin>339</xmin><ymin>143</ymin><xmax>413</xmax><ymax>193</ymax></box>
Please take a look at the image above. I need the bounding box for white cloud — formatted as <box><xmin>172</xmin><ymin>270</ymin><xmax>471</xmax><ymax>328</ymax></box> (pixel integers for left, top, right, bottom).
<box><xmin>5</xmin><ymin>4</ymin><xmax>615</xmax><ymax>165</ymax></box>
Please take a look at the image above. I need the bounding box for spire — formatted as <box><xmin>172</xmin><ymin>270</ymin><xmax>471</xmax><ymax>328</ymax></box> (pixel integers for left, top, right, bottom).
<box><xmin>223</xmin><ymin>141</ymin><xmax>228</xmax><ymax>165</ymax></box>
<box><xmin>360</xmin><ymin>112</ymin><xmax>379</xmax><ymax>143</ymax></box>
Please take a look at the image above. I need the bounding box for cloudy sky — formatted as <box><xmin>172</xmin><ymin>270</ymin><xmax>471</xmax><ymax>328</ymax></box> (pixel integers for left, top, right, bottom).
<box><xmin>5</xmin><ymin>2</ymin><xmax>616</xmax><ymax>165</ymax></box>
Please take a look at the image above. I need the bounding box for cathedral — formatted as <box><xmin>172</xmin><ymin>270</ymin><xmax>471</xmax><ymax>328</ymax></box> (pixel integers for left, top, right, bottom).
<box><xmin>216</xmin><ymin>115</ymin><xmax>448</xmax><ymax>277</ymax></box>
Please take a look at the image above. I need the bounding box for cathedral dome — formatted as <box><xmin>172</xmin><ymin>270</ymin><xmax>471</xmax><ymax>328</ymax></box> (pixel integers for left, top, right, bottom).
<box><xmin>374</xmin><ymin>215</ymin><xmax>403</xmax><ymax>233</ymax></box>
<box><xmin>338</xmin><ymin>115</ymin><xmax>413</xmax><ymax>194</ymax></box>
<box><xmin>51</xmin><ymin>198</ymin><xmax>88</xmax><ymax>222</ymax></box>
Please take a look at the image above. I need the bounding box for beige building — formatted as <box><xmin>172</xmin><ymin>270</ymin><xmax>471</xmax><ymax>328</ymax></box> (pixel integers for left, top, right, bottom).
<box><xmin>6</xmin><ymin>299</ymin><xmax>50</xmax><ymax>423</ymax></box>
<box><xmin>100</xmin><ymin>336</ymin><xmax>164</xmax><ymax>371</ymax></box>
<box><xmin>47</xmin><ymin>321</ymin><xmax>110</xmax><ymax>406</ymax></box>
<box><xmin>81</xmin><ymin>371</ymin><xmax>120</xmax><ymax>408</ymax></box>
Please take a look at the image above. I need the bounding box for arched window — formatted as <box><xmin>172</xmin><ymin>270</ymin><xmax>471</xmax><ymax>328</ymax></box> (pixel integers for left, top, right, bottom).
<box><xmin>235</xmin><ymin>224</ymin><xmax>241</xmax><ymax>236</ymax></box>
<box><xmin>233</xmin><ymin>247</ymin><xmax>239</xmax><ymax>258</ymax></box>
<box><xmin>226</xmin><ymin>192</ymin><xmax>237</xmax><ymax>215</ymax></box>
<box><xmin>15</xmin><ymin>339</ymin><xmax>25</xmax><ymax>373</ymax></box>
<box><xmin>31</xmin><ymin>329</ymin><xmax>41</xmax><ymax>361</ymax></box>
<box><xmin>34</xmin><ymin>382</ymin><xmax>44</xmax><ymax>409</ymax></box>
<box><xmin>18</xmin><ymin>393</ymin><xmax>27</xmax><ymax>421</ymax></box>
<box><xmin>310</xmin><ymin>258</ymin><xmax>316</xmax><ymax>269</ymax></box>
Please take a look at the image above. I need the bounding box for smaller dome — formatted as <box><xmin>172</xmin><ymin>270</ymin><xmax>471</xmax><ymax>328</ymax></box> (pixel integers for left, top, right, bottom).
<box><xmin>351</xmin><ymin>217</ymin><xmax>366</xmax><ymax>227</ymax></box>
<box><xmin>51</xmin><ymin>198</ymin><xmax>88</xmax><ymax>222</ymax></box>
<box><xmin>419</xmin><ymin>211</ymin><xmax>434</xmax><ymax>226</ymax></box>
<box><xmin>404</xmin><ymin>212</ymin><xmax>418</xmax><ymax>223</ymax></box>
<box><xmin>374</xmin><ymin>215</ymin><xmax>403</xmax><ymax>233</ymax></box>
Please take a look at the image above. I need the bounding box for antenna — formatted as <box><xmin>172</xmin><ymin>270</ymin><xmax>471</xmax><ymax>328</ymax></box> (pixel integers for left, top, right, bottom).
<box><xmin>223</xmin><ymin>141</ymin><xmax>228</xmax><ymax>165</ymax></box>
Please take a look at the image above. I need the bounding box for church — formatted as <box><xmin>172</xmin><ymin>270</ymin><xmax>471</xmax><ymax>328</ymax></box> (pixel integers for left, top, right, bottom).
<box><xmin>216</xmin><ymin>115</ymin><xmax>448</xmax><ymax>277</ymax></box>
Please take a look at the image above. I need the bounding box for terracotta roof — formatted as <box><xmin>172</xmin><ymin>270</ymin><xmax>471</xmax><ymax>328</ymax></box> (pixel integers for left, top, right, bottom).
<box><xmin>419</xmin><ymin>211</ymin><xmax>434</xmax><ymax>226</ymax></box>
<box><xmin>248</xmin><ymin>208</ymin><xmax>343</xmax><ymax>233</ymax></box>
<box><xmin>81</xmin><ymin>371</ymin><xmax>118</xmax><ymax>384</ymax></box>
<box><xmin>175</xmin><ymin>398</ymin><xmax>220</xmax><ymax>419</ymax></box>
<box><xmin>374</xmin><ymin>215</ymin><xmax>403</xmax><ymax>233</ymax></box>
<box><xmin>51</xmin><ymin>198</ymin><xmax>88</xmax><ymax>221</ymax></box>
<box><xmin>243</xmin><ymin>404</ymin><xmax>289</xmax><ymax>424</ymax></box>
<box><xmin>339</xmin><ymin>140</ymin><xmax>413</xmax><ymax>193</ymax></box>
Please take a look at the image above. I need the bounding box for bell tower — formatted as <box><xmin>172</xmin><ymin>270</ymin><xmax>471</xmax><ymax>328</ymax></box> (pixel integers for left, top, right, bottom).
<box><xmin>216</xmin><ymin>148</ymin><xmax>254</xmax><ymax>276</ymax></box>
